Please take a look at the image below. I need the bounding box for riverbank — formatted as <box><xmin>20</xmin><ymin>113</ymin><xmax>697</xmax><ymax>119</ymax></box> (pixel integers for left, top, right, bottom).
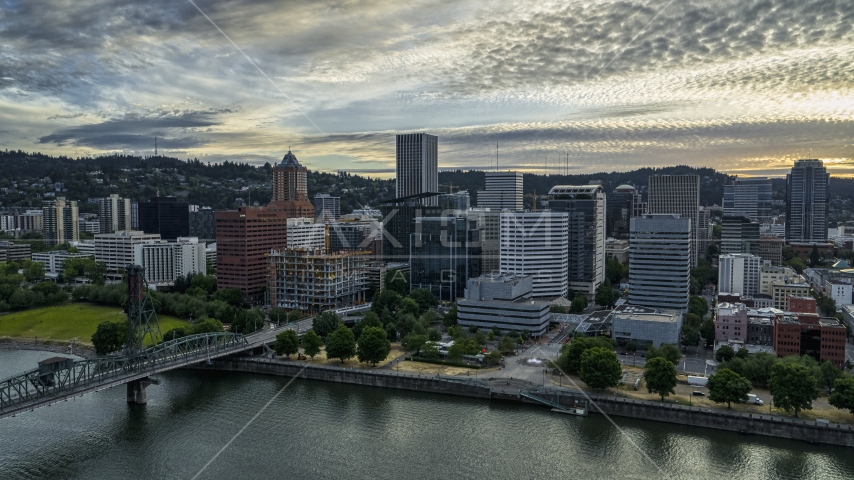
<box><xmin>0</xmin><ymin>337</ymin><xmax>96</xmax><ymax>358</ymax></box>
<box><xmin>195</xmin><ymin>356</ymin><xmax>854</xmax><ymax>448</ymax></box>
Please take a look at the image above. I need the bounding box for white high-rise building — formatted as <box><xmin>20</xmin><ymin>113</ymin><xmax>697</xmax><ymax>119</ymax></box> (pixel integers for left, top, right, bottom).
<box><xmin>95</xmin><ymin>230</ymin><xmax>161</xmax><ymax>279</ymax></box>
<box><xmin>98</xmin><ymin>194</ymin><xmax>132</xmax><ymax>234</ymax></box>
<box><xmin>286</xmin><ymin>217</ymin><xmax>326</xmax><ymax>249</ymax></box>
<box><xmin>477</xmin><ymin>171</ymin><xmax>523</xmax><ymax>211</ymax></box>
<box><xmin>648</xmin><ymin>175</ymin><xmax>700</xmax><ymax>267</ymax></box>
<box><xmin>134</xmin><ymin>237</ymin><xmax>206</xmax><ymax>286</ymax></box>
<box><xmin>718</xmin><ymin>253</ymin><xmax>761</xmax><ymax>297</ymax></box>
<box><xmin>395</xmin><ymin>133</ymin><xmax>438</xmax><ymax>206</ymax></box>
<box><xmin>628</xmin><ymin>214</ymin><xmax>691</xmax><ymax>312</ymax></box>
<box><xmin>499</xmin><ymin>211</ymin><xmax>569</xmax><ymax>299</ymax></box>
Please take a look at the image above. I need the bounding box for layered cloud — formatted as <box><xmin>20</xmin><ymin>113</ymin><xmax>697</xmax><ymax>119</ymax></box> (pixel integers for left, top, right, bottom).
<box><xmin>2</xmin><ymin>0</ymin><xmax>852</xmax><ymax>176</ymax></box>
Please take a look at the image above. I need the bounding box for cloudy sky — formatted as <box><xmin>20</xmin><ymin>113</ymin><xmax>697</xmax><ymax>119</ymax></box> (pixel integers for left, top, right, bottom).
<box><xmin>2</xmin><ymin>0</ymin><xmax>853</xmax><ymax>177</ymax></box>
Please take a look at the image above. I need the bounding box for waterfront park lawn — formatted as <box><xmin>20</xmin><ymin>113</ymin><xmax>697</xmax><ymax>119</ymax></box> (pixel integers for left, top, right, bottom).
<box><xmin>0</xmin><ymin>303</ymin><xmax>189</xmax><ymax>345</ymax></box>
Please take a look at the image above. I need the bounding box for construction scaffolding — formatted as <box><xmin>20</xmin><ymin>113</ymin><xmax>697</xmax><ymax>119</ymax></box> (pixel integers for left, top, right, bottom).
<box><xmin>269</xmin><ymin>247</ymin><xmax>370</xmax><ymax>314</ymax></box>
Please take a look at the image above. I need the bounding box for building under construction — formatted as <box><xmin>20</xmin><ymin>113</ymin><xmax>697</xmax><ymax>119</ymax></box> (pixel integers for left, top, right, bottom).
<box><xmin>269</xmin><ymin>247</ymin><xmax>370</xmax><ymax>314</ymax></box>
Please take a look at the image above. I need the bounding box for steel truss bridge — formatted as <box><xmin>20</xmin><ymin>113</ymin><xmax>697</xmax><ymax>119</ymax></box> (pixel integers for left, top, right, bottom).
<box><xmin>0</xmin><ymin>331</ymin><xmax>269</xmax><ymax>419</ymax></box>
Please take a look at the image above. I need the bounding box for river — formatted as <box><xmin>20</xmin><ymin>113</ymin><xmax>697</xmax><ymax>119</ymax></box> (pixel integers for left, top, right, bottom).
<box><xmin>1</xmin><ymin>350</ymin><xmax>853</xmax><ymax>479</ymax></box>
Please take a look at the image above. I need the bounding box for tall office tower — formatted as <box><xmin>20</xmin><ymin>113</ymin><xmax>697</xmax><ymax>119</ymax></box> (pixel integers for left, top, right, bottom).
<box><xmin>269</xmin><ymin>150</ymin><xmax>315</xmax><ymax>217</ymax></box>
<box><xmin>476</xmin><ymin>171</ymin><xmax>523</xmax><ymax>211</ymax></box>
<box><xmin>648</xmin><ymin>175</ymin><xmax>700</xmax><ymax>266</ymax></box>
<box><xmin>215</xmin><ymin>207</ymin><xmax>290</xmax><ymax>304</ymax></box>
<box><xmin>786</xmin><ymin>159</ymin><xmax>829</xmax><ymax>242</ymax></box>
<box><xmin>718</xmin><ymin>253</ymin><xmax>761</xmax><ymax>296</ymax></box>
<box><xmin>42</xmin><ymin>197</ymin><xmax>79</xmax><ymax>246</ymax></box>
<box><xmin>721</xmin><ymin>215</ymin><xmax>761</xmax><ymax>255</ymax></box>
<box><xmin>409</xmin><ymin>213</ymin><xmax>482</xmax><ymax>303</ymax></box>
<box><xmin>396</xmin><ymin>133</ymin><xmax>438</xmax><ymax>206</ymax></box>
<box><xmin>466</xmin><ymin>209</ymin><xmax>500</xmax><ymax>274</ymax></box>
<box><xmin>723</xmin><ymin>177</ymin><xmax>772</xmax><ymax>222</ymax></box>
<box><xmin>499</xmin><ymin>211</ymin><xmax>569</xmax><ymax>299</ymax></box>
<box><xmin>545</xmin><ymin>185</ymin><xmax>606</xmax><ymax>296</ymax></box>
<box><xmin>380</xmin><ymin>200</ymin><xmax>442</xmax><ymax>263</ymax></box>
<box><xmin>697</xmin><ymin>207</ymin><xmax>711</xmax><ymax>260</ymax></box>
<box><xmin>98</xmin><ymin>194</ymin><xmax>132</xmax><ymax>234</ymax></box>
<box><xmin>628</xmin><ymin>214</ymin><xmax>691</xmax><ymax>312</ymax></box>
<box><xmin>438</xmin><ymin>191</ymin><xmax>470</xmax><ymax>211</ymax></box>
<box><xmin>188</xmin><ymin>206</ymin><xmax>216</xmax><ymax>241</ymax></box>
<box><xmin>137</xmin><ymin>196</ymin><xmax>190</xmax><ymax>241</ymax></box>
<box><xmin>614</xmin><ymin>184</ymin><xmax>647</xmax><ymax>218</ymax></box>
<box><xmin>313</xmin><ymin>193</ymin><xmax>341</xmax><ymax>221</ymax></box>
<box><xmin>606</xmin><ymin>186</ymin><xmax>635</xmax><ymax>240</ymax></box>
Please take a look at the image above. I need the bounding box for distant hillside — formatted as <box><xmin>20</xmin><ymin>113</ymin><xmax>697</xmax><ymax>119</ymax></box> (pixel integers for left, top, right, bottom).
<box><xmin>1</xmin><ymin>150</ymin><xmax>851</xmax><ymax>219</ymax></box>
<box><xmin>0</xmin><ymin>150</ymin><xmax>394</xmax><ymax>213</ymax></box>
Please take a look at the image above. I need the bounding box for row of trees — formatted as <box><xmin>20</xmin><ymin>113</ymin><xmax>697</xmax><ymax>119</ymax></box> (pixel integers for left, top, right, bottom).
<box><xmin>275</xmin><ymin>324</ymin><xmax>393</xmax><ymax>366</ymax></box>
<box><xmin>90</xmin><ymin>317</ymin><xmax>230</xmax><ymax>355</ymax></box>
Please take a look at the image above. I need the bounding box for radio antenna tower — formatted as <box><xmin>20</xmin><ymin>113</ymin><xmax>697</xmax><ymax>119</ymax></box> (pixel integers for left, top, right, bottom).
<box><xmin>155</xmin><ymin>137</ymin><xmax>158</xmax><ymax>156</ymax></box>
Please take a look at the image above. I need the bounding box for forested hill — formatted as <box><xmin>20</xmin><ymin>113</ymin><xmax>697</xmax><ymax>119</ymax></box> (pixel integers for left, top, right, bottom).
<box><xmin>0</xmin><ymin>150</ymin><xmax>394</xmax><ymax>214</ymax></box>
<box><xmin>1</xmin><ymin>150</ymin><xmax>851</xmax><ymax>216</ymax></box>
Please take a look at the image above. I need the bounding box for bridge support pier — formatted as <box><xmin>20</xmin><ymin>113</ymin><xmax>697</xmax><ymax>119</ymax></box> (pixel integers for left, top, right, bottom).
<box><xmin>126</xmin><ymin>377</ymin><xmax>160</xmax><ymax>405</ymax></box>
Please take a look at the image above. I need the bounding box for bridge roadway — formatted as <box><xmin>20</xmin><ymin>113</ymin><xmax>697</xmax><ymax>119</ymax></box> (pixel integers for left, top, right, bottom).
<box><xmin>0</xmin><ymin>318</ymin><xmax>313</xmax><ymax>420</ymax></box>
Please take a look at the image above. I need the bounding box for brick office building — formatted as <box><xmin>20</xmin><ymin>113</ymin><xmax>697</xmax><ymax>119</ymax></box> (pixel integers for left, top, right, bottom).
<box><xmin>773</xmin><ymin>313</ymin><xmax>846</xmax><ymax>368</ymax></box>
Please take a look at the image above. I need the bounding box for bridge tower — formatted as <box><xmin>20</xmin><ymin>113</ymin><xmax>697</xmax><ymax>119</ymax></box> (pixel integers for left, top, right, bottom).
<box><xmin>125</xmin><ymin>264</ymin><xmax>162</xmax><ymax>405</ymax></box>
<box><xmin>125</xmin><ymin>264</ymin><xmax>162</xmax><ymax>354</ymax></box>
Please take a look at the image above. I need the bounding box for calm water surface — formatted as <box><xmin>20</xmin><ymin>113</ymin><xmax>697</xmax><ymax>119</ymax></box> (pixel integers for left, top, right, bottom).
<box><xmin>1</xmin><ymin>350</ymin><xmax>852</xmax><ymax>480</ymax></box>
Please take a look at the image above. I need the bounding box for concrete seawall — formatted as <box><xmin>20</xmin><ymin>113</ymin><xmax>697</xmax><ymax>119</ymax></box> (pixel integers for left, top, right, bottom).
<box><xmin>582</xmin><ymin>396</ymin><xmax>854</xmax><ymax>448</ymax></box>
<box><xmin>195</xmin><ymin>357</ymin><xmax>492</xmax><ymax>399</ymax></box>
<box><xmin>193</xmin><ymin>357</ymin><xmax>854</xmax><ymax>448</ymax></box>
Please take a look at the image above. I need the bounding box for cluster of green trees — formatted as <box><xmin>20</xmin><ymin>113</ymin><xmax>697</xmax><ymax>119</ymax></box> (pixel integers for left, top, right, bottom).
<box><xmin>551</xmin><ymin>336</ymin><xmax>623</xmax><ymax>389</ymax></box>
<box><xmin>0</xmin><ymin>260</ymin><xmax>67</xmax><ymax>312</ymax></box>
<box><xmin>61</xmin><ymin>257</ymin><xmax>107</xmax><ymax>285</ymax></box>
<box><xmin>594</xmin><ymin>280</ymin><xmax>620</xmax><ymax>309</ymax></box>
<box><xmin>690</xmin><ymin>259</ymin><xmax>716</xmax><ymax>295</ymax></box>
<box><xmin>91</xmin><ymin>317</ymin><xmax>229</xmax><ymax>355</ymax></box>
<box><xmin>681</xmin><ymin>296</ymin><xmax>709</xmax><ymax>349</ymax></box>
<box><xmin>605</xmin><ymin>256</ymin><xmax>628</xmax><ymax>285</ymax></box>
<box><xmin>703</xmin><ymin>349</ymin><xmax>854</xmax><ymax>417</ymax></box>
<box><xmin>278</xmin><ymin>313</ymin><xmax>393</xmax><ymax>366</ymax></box>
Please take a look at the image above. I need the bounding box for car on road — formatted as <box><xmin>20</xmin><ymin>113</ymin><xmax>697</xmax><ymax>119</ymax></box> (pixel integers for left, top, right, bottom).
<box><xmin>692</xmin><ymin>391</ymin><xmax>705</xmax><ymax>396</ymax></box>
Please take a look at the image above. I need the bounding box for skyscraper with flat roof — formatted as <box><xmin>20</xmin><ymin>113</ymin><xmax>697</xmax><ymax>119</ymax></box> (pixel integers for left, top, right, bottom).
<box><xmin>98</xmin><ymin>194</ymin><xmax>132</xmax><ymax>234</ymax></box>
<box><xmin>786</xmin><ymin>159</ymin><xmax>828</xmax><ymax>242</ymax></box>
<box><xmin>43</xmin><ymin>197</ymin><xmax>79</xmax><ymax>246</ymax></box>
<box><xmin>628</xmin><ymin>214</ymin><xmax>691</xmax><ymax>312</ymax></box>
<box><xmin>477</xmin><ymin>171</ymin><xmax>523</xmax><ymax>211</ymax></box>
<box><xmin>499</xmin><ymin>211</ymin><xmax>569</xmax><ymax>299</ymax></box>
<box><xmin>545</xmin><ymin>185</ymin><xmax>606</xmax><ymax>296</ymax></box>
<box><xmin>648</xmin><ymin>175</ymin><xmax>700</xmax><ymax>267</ymax></box>
<box><xmin>723</xmin><ymin>177</ymin><xmax>772</xmax><ymax>222</ymax></box>
<box><xmin>395</xmin><ymin>133</ymin><xmax>438</xmax><ymax>206</ymax></box>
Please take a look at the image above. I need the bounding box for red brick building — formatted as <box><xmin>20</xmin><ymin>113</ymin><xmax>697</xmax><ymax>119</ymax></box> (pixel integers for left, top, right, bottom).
<box><xmin>786</xmin><ymin>295</ymin><xmax>817</xmax><ymax>314</ymax></box>
<box><xmin>772</xmin><ymin>313</ymin><xmax>846</xmax><ymax>368</ymax></box>
<box><xmin>215</xmin><ymin>151</ymin><xmax>317</xmax><ymax>304</ymax></box>
<box><xmin>215</xmin><ymin>207</ymin><xmax>289</xmax><ymax>304</ymax></box>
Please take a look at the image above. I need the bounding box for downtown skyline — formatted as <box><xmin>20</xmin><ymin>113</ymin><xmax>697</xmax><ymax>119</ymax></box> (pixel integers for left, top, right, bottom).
<box><xmin>1</xmin><ymin>0</ymin><xmax>853</xmax><ymax>178</ymax></box>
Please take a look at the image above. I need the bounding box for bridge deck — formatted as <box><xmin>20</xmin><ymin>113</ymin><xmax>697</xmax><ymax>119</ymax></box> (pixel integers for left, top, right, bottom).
<box><xmin>0</xmin><ymin>319</ymin><xmax>312</xmax><ymax>420</ymax></box>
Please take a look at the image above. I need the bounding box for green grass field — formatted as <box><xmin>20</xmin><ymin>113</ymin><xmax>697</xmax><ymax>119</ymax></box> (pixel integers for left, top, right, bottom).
<box><xmin>0</xmin><ymin>303</ymin><xmax>189</xmax><ymax>344</ymax></box>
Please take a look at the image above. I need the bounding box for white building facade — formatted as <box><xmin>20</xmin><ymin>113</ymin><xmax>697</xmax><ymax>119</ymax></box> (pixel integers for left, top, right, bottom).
<box><xmin>499</xmin><ymin>211</ymin><xmax>569</xmax><ymax>299</ymax></box>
